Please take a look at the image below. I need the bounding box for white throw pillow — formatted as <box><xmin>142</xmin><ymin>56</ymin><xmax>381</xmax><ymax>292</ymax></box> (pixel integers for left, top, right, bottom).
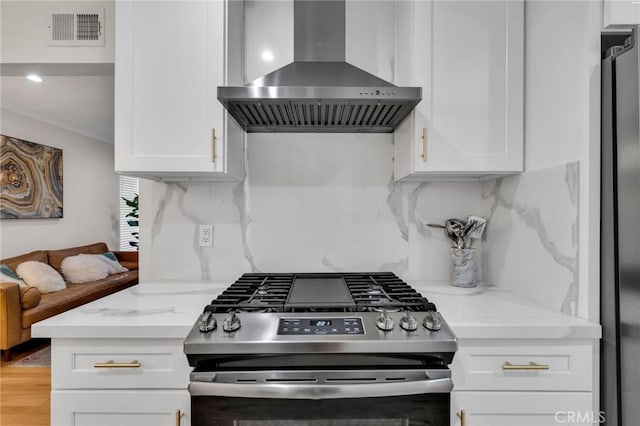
<box><xmin>16</xmin><ymin>261</ymin><xmax>66</xmax><ymax>293</ymax></box>
<box><xmin>61</xmin><ymin>254</ymin><xmax>110</xmax><ymax>283</ymax></box>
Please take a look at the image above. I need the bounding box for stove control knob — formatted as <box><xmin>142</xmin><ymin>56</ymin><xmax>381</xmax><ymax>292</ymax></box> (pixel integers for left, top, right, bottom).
<box><xmin>399</xmin><ymin>312</ymin><xmax>419</xmax><ymax>332</ymax></box>
<box><xmin>198</xmin><ymin>311</ymin><xmax>217</xmax><ymax>333</ymax></box>
<box><xmin>376</xmin><ymin>311</ymin><xmax>395</xmax><ymax>331</ymax></box>
<box><xmin>222</xmin><ymin>311</ymin><xmax>241</xmax><ymax>332</ymax></box>
<box><xmin>423</xmin><ymin>312</ymin><xmax>442</xmax><ymax>331</ymax></box>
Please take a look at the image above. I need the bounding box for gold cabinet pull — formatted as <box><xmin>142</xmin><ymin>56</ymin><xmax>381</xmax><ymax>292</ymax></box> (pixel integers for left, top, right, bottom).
<box><xmin>211</xmin><ymin>128</ymin><xmax>217</xmax><ymax>163</ymax></box>
<box><xmin>421</xmin><ymin>127</ymin><xmax>428</xmax><ymax>162</ymax></box>
<box><xmin>502</xmin><ymin>361</ymin><xmax>550</xmax><ymax>371</ymax></box>
<box><xmin>93</xmin><ymin>360</ymin><xmax>141</xmax><ymax>369</ymax></box>
<box><xmin>457</xmin><ymin>409</ymin><xmax>466</xmax><ymax>426</ymax></box>
<box><xmin>420</xmin><ymin>127</ymin><xmax>429</xmax><ymax>163</ymax></box>
<box><xmin>175</xmin><ymin>409</ymin><xmax>183</xmax><ymax>426</ymax></box>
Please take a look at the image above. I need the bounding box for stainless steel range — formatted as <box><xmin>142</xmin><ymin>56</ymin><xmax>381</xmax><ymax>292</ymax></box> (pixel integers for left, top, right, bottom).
<box><xmin>184</xmin><ymin>272</ymin><xmax>457</xmax><ymax>426</ymax></box>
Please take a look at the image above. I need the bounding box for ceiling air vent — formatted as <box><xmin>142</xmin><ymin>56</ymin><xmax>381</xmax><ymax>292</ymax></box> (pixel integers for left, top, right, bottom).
<box><xmin>48</xmin><ymin>10</ymin><xmax>104</xmax><ymax>46</ymax></box>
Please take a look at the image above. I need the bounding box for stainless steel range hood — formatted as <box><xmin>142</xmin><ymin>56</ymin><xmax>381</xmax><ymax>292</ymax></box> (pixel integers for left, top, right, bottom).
<box><xmin>218</xmin><ymin>0</ymin><xmax>421</xmax><ymax>133</ymax></box>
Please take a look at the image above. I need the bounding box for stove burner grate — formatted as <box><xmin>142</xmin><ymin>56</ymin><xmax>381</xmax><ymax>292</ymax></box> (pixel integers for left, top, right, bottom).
<box><xmin>344</xmin><ymin>273</ymin><xmax>436</xmax><ymax>312</ymax></box>
<box><xmin>204</xmin><ymin>274</ymin><xmax>293</xmax><ymax>314</ymax></box>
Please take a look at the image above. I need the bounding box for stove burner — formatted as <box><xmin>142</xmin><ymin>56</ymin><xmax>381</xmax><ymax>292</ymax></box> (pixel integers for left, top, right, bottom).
<box><xmin>237</xmin><ymin>307</ymin><xmax>271</xmax><ymax>313</ymax></box>
<box><xmin>370</xmin><ymin>306</ymin><xmax>402</xmax><ymax>313</ymax></box>
<box><xmin>203</xmin><ymin>272</ymin><xmax>437</xmax><ymax>314</ymax></box>
<box><xmin>367</xmin><ymin>284</ymin><xmax>383</xmax><ymax>295</ymax></box>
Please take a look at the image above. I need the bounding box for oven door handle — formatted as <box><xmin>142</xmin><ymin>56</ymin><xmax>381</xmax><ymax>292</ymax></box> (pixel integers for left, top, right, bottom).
<box><xmin>189</xmin><ymin>378</ymin><xmax>453</xmax><ymax>400</ymax></box>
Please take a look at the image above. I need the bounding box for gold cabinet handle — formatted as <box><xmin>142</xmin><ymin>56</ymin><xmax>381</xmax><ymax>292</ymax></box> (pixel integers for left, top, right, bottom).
<box><xmin>421</xmin><ymin>127</ymin><xmax>428</xmax><ymax>162</ymax></box>
<box><xmin>211</xmin><ymin>128</ymin><xmax>217</xmax><ymax>163</ymax></box>
<box><xmin>457</xmin><ymin>409</ymin><xmax>466</xmax><ymax>426</ymax></box>
<box><xmin>175</xmin><ymin>409</ymin><xmax>183</xmax><ymax>426</ymax></box>
<box><xmin>93</xmin><ymin>360</ymin><xmax>141</xmax><ymax>369</ymax></box>
<box><xmin>502</xmin><ymin>361</ymin><xmax>550</xmax><ymax>371</ymax></box>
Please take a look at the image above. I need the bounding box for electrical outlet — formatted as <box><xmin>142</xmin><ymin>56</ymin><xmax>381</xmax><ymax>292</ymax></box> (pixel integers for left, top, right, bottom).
<box><xmin>199</xmin><ymin>224</ymin><xmax>213</xmax><ymax>247</ymax></box>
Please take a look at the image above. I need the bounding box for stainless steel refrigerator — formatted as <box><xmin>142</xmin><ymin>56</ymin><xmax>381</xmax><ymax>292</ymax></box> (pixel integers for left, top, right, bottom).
<box><xmin>602</xmin><ymin>26</ymin><xmax>640</xmax><ymax>426</ymax></box>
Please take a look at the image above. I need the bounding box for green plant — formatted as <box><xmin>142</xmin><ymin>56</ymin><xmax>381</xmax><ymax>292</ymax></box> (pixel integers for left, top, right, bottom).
<box><xmin>121</xmin><ymin>193</ymin><xmax>139</xmax><ymax>249</ymax></box>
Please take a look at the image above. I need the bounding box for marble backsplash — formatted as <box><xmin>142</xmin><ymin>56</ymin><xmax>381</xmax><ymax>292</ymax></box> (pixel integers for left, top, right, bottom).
<box><xmin>482</xmin><ymin>162</ymin><xmax>580</xmax><ymax>315</ymax></box>
<box><xmin>143</xmin><ymin>134</ymin><xmax>484</xmax><ymax>281</ymax></box>
<box><xmin>141</xmin><ymin>134</ymin><xmax>579</xmax><ymax>315</ymax></box>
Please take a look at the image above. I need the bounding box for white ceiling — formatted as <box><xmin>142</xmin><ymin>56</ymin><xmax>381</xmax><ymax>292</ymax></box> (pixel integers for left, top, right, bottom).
<box><xmin>1</xmin><ymin>74</ymin><xmax>114</xmax><ymax>144</ymax></box>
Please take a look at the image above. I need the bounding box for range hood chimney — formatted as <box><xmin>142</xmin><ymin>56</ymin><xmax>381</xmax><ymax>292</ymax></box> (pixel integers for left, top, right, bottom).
<box><xmin>218</xmin><ymin>0</ymin><xmax>421</xmax><ymax>133</ymax></box>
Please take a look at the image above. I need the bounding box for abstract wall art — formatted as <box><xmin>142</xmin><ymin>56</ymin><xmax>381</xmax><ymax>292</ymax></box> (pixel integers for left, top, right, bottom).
<box><xmin>0</xmin><ymin>135</ymin><xmax>63</xmax><ymax>219</ymax></box>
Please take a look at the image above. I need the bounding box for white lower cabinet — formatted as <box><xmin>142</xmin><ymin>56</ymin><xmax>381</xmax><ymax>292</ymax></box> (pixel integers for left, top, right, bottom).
<box><xmin>51</xmin><ymin>339</ymin><xmax>190</xmax><ymax>426</ymax></box>
<box><xmin>450</xmin><ymin>339</ymin><xmax>597</xmax><ymax>426</ymax></box>
<box><xmin>51</xmin><ymin>390</ymin><xmax>189</xmax><ymax>426</ymax></box>
<box><xmin>451</xmin><ymin>392</ymin><xmax>593</xmax><ymax>426</ymax></box>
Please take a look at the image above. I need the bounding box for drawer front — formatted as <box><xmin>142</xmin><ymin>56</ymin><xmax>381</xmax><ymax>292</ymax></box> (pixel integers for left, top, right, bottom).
<box><xmin>451</xmin><ymin>340</ymin><xmax>593</xmax><ymax>391</ymax></box>
<box><xmin>451</xmin><ymin>391</ymin><xmax>594</xmax><ymax>426</ymax></box>
<box><xmin>52</xmin><ymin>339</ymin><xmax>190</xmax><ymax>389</ymax></box>
<box><xmin>51</xmin><ymin>390</ymin><xmax>190</xmax><ymax>426</ymax></box>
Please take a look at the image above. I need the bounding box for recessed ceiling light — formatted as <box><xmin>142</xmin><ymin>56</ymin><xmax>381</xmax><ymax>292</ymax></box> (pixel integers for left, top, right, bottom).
<box><xmin>26</xmin><ymin>74</ymin><xmax>43</xmax><ymax>83</ymax></box>
<box><xmin>261</xmin><ymin>50</ymin><xmax>274</xmax><ymax>62</ymax></box>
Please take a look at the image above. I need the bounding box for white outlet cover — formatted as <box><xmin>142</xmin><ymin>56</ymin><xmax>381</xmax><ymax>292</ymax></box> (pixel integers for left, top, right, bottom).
<box><xmin>199</xmin><ymin>224</ymin><xmax>213</xmax><ymax>247</ymax></box>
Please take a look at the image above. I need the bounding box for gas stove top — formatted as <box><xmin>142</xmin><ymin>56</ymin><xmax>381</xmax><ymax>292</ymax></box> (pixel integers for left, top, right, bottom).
<box><xmin>184</xmin><ymin>272</ymin><xmax>457</xmax><ymax>366</ymax></box>
<box><xmin>204</xmin><ymin>272</ymin><xmax>437</xmax><ymax>313</ymax></box>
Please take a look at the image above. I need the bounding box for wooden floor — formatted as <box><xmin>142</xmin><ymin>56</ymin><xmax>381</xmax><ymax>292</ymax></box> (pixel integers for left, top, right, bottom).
<box><xmin>0</xmin><ymin>341</ymin><xmax>51</xmax><ymax>426</ymax></box>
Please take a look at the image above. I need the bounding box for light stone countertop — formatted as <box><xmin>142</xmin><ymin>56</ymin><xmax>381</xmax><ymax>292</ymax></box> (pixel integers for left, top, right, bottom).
<box><xmin>412</xmin><ymin>281</ymin><xmax>601</xmax><ymax>340</ymax></box>
<box><xmin>32</xmin><ymin>280</ymin><xmax>601</xmax><ymax>340</ymax></box>
<box><xmin>32</xmin><ymin>281</ymin><xmax>229</xmax><ymax>339</ymax></box>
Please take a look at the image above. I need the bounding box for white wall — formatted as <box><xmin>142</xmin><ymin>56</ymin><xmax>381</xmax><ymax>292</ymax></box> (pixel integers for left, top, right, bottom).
<box><xmin>0</xmin><ymin>108</ymin><xmax>119</xmax><ymax>259</ymax></box>
<box><xmin>0</xmin><ymin>1</ymin><xmax>115</xmax><ymax>63</ymax></box>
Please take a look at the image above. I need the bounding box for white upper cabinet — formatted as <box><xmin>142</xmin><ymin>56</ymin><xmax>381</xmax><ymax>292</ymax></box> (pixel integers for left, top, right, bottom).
<box><xmin>604</xmin><ymin>0</ymin><xmax>640</xmax><ymax>27</ymax></box>
<box><xmin>115</xmin><ymin>1</ymin><xmax>244</xmax><ymax>181</ymax></box>
<box><xmin>394</xmin><ymin>0</ymin><xmax>524</xmax><ymax>180</ymax></box>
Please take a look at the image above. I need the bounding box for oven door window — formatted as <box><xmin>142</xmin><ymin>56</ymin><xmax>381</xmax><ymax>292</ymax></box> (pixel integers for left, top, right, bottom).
<box><xmin>192</xmin><ymin>394</ymin><xmax>449</xmax><ymax>426</ymax></box>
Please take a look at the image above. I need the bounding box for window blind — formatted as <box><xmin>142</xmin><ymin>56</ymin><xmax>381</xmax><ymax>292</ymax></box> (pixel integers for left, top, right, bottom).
<box><xmin>119</xmin><ymin>176</ymin><xmax>139</xmax><ymax>251</ymax></box>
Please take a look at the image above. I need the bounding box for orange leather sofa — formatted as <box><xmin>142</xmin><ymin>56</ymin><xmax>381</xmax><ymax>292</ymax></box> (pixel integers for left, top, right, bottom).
<box><xmin>0</xmin><ymin>242</ymin><xmax>138</xmax><ymax>361</ymax></box>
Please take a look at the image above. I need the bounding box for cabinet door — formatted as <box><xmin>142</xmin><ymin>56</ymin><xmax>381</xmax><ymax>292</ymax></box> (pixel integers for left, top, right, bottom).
<box><xmin>394</xmin><ymin>0</ymin><xmax>523</xmax><ymax>179</ymax></box>
<box><xmin>115</xmin><ymin>1</ymin><xmax>243</xmax><ymax>179</ymax></box>
<box><xmin>51</xmin><ymin>390</ymin><xmax>190</xmax><ymax>426</ymax></box>
<box><xmin>393</xmin><ymin>0</ymin><xmax>432</xmax><ymax>178</ymax></box>
<box><xmin>208</xmin><ymin>0</ymin><xmax>244</xmax><ymax>180</ymax></box>
<box><xmin>451</xmin><ymin>391</ymin><xmax>594</xmax><ymax>426</ymax></box>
